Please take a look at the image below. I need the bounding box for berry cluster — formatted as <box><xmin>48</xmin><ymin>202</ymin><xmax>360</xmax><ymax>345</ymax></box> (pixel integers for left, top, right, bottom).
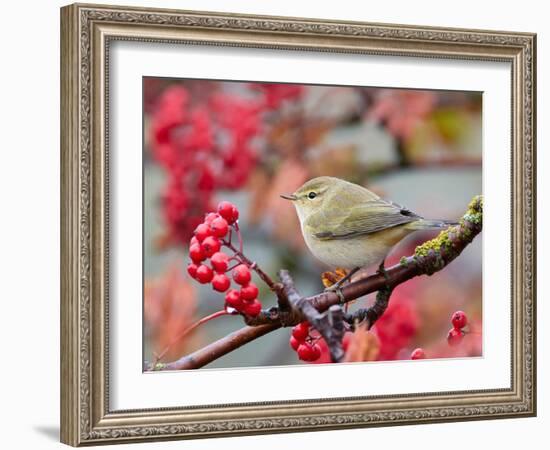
<box><xmin>150</xmin><ymin>85</ymin><xmax>261</xmax><ymax>245</ymax></box>
<box><xmin>149</xmin><ymin>82</ymin><xmax>308</xmax><ymax>247</ymax></box>
<box><xmin>289</xmin><ymin>322</ymin><xmax>321</xmax><ymax>362</ymax></box>
<box><xmin>186</xmin><ymin>201</ymin><xmax>262</xmax><ymax>317</ymax></box>
<box><xmin>447</xmin><ymin>310</ymin><xmax>468</xmax><ymax>346</ymax></box>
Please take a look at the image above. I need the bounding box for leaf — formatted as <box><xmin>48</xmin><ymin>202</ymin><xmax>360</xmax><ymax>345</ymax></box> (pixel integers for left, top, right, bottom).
<box><xmin>321</xmin><ymin>268</ymin><xmax>349</xmax><ymax>288</ymax></box>
<box><xmin>144</xmin><ymin>262</ymin><xmax>198</xmax><ymax>360</ymax></box>
<box><xmin>343</xmin><ymin>324</ymin><xmax>380</xmax><ymax>362</ymax></box>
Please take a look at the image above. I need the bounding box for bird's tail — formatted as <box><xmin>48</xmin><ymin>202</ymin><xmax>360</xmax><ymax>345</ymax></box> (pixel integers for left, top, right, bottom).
<box><xmin>407</xmin><ymin>219</ymin><xmax>459</xmax><ymax>231</ymax></box>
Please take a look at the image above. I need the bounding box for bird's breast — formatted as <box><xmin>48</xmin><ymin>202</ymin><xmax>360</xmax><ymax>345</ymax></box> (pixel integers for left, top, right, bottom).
<box><xmin>302</xmin><ymin>226</ymin><xmax>411</xmax><ymax>270</ymax></box>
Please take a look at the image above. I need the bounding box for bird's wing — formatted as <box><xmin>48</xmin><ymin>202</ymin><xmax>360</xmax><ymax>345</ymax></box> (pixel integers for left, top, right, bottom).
<box><xmin>309</xmin><ymin>199</ymin><xmax>422</xmax><ymax>240</ymax></box>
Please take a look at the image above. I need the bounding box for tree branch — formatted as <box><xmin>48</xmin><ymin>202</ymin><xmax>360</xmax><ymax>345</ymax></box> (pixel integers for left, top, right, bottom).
<box><xmin>279</xmin><ymin>270</ymin><xmax>346</xmax><ymax>362</ymax></box>
<box><xmin>157</xmin><ymin>324</ymin><xmax>280</xmax><ymax>371</ymax></box>
<box><xmin>344</xmin><ymin>285</ymin><xmax>393</xmax><ymax>329</ymax></box>
<box><xmin>155</xmin><ymin>195</ymin><xmax>482</xmax><ymax>371</ymax></box>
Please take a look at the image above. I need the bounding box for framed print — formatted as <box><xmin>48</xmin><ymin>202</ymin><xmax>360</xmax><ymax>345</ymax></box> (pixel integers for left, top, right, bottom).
<box><xmin>60</xmin><ymin>3</ymin><xmax>536</xmax><ymax>446</ymax></box>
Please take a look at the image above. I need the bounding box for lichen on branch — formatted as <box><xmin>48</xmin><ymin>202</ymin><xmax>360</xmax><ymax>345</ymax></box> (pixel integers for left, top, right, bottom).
<box><xmin>411</xmin><ymin>195</ymin><xmax>482</xmax><ymax>275</ymax></box>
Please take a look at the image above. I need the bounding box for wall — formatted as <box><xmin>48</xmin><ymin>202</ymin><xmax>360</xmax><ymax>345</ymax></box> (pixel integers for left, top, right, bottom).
<box><xmin>0</xmin><ymin>0</ymin><xmax>545</xmax><ymax>448</ymax></box>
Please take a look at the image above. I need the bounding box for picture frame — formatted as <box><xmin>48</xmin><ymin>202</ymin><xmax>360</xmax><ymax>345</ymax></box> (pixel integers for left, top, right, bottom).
<box><xmin>60</xmin><ymin>2</ymin><xmax>536</xmax><ymax>446</ymax></box>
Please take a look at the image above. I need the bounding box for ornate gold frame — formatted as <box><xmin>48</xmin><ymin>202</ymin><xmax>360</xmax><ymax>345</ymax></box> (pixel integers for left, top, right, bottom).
<box><xmin>60</xmin><ymin>3</ymin><xmax>536</xmax><ymax>446</ymax></box>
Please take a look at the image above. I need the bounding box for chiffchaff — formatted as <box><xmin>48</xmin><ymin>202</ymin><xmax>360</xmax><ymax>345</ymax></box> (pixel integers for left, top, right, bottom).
<box><xmin>281</xmin><ymin>176</ymin><xmax>456</xmax><ymax>279</ymax></box>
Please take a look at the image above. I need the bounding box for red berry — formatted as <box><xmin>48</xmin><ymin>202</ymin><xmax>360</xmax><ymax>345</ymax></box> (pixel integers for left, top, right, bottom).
<box><xmin>217</xmin><ymin>201</ymin><xmax>235</xmax><ymax>218</ymax></box>
<box><xmin>309</xmin><ymin>344</ymin><xmax>321</xmax><ymax>361</ymax></box>
<box><xmin>451</xmin><ymin>310</ymin><xmax>468</xmax><ymax>330</ymax></box>
<box><xmin>210</xmin><ymin>252</ymin><xmax>229</xmax><ymax>273</ymax></box>
<box><xmin>232</xmin><ymin>264</ymin><xmax>251</xmax><ymax>285</ymax></box>
<box><xmin>225</xmin><ymin>289</ymin><xmax>242</xmax><ymax>309</ymax></box>
<box><xmin>292</xmin><ymin>322</ymin><xmax>310</xmax><ymax>341</ymax></box>
<box><xmin>447</xmin><ymin>328</ymin><xmax>464</xmax><ymax>347</ymax></box>
<box><xmin>190</xmin><ymin>236</ymin><xmax>199</xmax><ymax>247</ymax></box>
<box><xmin>201</xmin><ymin>236</ymin><xmax>221</xmax><ymax>257</ymax></box>
<box><xmin>289</xmin><ymin>335</ymin><xmax>300</xmax><ymax>351</ymax></box>
<box><xmin>204</xmin><ymin>212</ymin><xmax>219</xmax><ymax>225</ymax></box>
<box><xmin>210</xmin><ymin>217</ymin><xmax>229</xmax><ymax>238</ymax></box>
<box><xmin>240</xmin><ymin>282</ymin><xmax>259</xmax><ymax>300</ymax></box>
<box><xmin>411</xmin><ymin>348</ymin><xmax>426</xmax><ymax>360</ymax></box>
<box><xmin>217</xmin><ymin>201</ymin><xmax>239</xmax><ymax>224</ymax></box>
<box><xmin>242</xmin><ymin>299</ymin><xmax>262</xmax><ymax>317</ymax></box>
<box><xmin>194</xmin><ymin>223</ymin><xmax>211</xmax><ymax>242</ymax></box>
<box><xmin>297</xmin><ymin>344</ymin><xmax>311</xmax><ymax>361</ymax></box>
<box><xmin>195</xmin><ymin>265</ymin><xmax>214</xmax><ymax>284</ymax></box>
<box><xmin>187</xmin><ymin>263</ymin><xmax>198</xmax><ymax>279</ymax></box>
<box><xmin>297</xmin><ymin>343</ymin><xmax>317</xmax><ymax>361</ymax></box>
<box><xmin>189</xmin><ymin>243</ymin><xmax>206</xmax><ymax>263</ymax></box>
<box><xmin>212</xmin><ymin>273</ymin><xmax>230</xmax><ymax>292</ymax></box>
<box><xmin>229</xmin><ymin>207</ymin><xmax>239</xmax><ymax>224</ymax></box>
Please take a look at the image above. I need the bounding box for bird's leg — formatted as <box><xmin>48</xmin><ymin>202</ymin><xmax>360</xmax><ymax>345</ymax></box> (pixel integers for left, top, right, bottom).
<box><xmin>325</xmin><ymin>267</ymin><xmax>361</xmax><ymax>303</ymax></box>
<box><xmin>325</xmin><ymin>267</ymin><xmax>360</xmax><ymax>291</ymax></box>
<box><xmin>376</xmin><ymin>259</ymin><xmax>391</xmax><ymax>289</ymax></box>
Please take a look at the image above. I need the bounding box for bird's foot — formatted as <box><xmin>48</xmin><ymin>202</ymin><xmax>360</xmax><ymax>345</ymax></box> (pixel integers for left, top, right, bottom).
<box><xmin>323</xmin><ymin>267</ymin><xmax>360</xmax><ymax>304</ymax></box>
<box><xmin>325</xmin><ymin>284</ymin><xmax>346</xmax><ymax>303</ymax></box>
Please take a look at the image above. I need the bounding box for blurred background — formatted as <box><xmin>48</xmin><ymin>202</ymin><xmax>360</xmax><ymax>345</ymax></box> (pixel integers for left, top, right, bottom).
<box><xmin>143</xmin><ymin>78</ymin><xmax>482</xmax><ymax>369</ymax></box>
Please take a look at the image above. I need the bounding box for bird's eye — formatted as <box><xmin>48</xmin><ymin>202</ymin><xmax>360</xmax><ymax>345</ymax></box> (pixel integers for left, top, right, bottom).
<box><xmin>308</xmin><ymin>192</ymin><xmax>317</xmax><ymax>199</ymax></box>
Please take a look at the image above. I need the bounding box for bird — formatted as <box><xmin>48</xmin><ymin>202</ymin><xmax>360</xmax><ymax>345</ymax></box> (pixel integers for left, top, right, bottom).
<box><xmin>281</xmin><ymin>176</ymin><xmax>457</xmax><ymax>290</ymax></box>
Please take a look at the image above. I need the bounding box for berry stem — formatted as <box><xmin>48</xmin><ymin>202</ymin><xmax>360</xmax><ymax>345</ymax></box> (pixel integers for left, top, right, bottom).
<box><xmin>234</xmin><ymin>222</ymin><xmax>244</xmax><ymax>254</ymax></box>
<box><xmin>153</xmin><ymin>309</ymin><xmax>229</xmax><ymax>364</ymax></box>
<box><xmin>224</xmin><ymin>240</ymin><xmax>277</xmax><ymax>290</ymax></box>
<box><xmin>226</xmin><ymin>262</ymin><xmax>243</xmax><ymax>271</ymax></box>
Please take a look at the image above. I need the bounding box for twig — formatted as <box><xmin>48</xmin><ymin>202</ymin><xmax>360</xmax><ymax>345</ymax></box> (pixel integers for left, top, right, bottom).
<box><xmin>225</xmin><ymin>240</ymin><xmax>288</xmax><ymax>310</ymax></box>
<box><xmin>225</xmin><ymin>241</ymin><xmax>275</xmax><ymax>288</ymax></box>
<box><xmin>157</xmin><ymin>324</ymin><xmax>280</xmax><ymax>371</ymax></box>
<box><xmin>279</xmin><ymin>270</ymin><xmax>346</xmax><ymax>362</ymax></box>
<box><xmin>344</xmin><ymin>285</ymin><xmax>393</xmax><ymax>329</ymax></box>
<box><xmin>152</xmin><ymin>310</ymin><xmax>229</xmax><ymax>365</ymax></box>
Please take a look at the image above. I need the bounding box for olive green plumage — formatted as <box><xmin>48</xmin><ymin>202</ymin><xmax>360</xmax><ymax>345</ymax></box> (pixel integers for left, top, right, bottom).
<box><xmin>281</xmin><ymin>176</ymin><xmax>456</xmax><ymax>270</ymax></box>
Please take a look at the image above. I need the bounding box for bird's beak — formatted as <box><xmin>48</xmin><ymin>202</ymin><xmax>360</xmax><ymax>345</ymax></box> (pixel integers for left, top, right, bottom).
<box><xmin>280</xmin><ymin>193</ymin><xmax>298</xmax><ymax>201</ymax></box>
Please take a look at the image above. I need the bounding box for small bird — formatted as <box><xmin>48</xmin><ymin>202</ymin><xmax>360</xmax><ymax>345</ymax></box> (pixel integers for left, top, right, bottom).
<box><xmin>281</xmin><ymin>176</ymin><xmax>457</xmax><ymax>289</ymax></box>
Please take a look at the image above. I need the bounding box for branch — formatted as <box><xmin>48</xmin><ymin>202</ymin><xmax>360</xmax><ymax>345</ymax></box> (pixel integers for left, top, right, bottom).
<box><xmin>157</xmin><ymin>324</ymin><xmax>279</xmax><ymax>371</ymax></box>
<box><xmin>344</xmin><ymin>285</ymin><xmax>393</xmax><ymax>329</ymax></box>
<box><xmin>279</xmin><ymin>270</ymin><xmax>346</xmax><ymax>362</ymax></box>
<box><xmin>156</xmin><ymin>195</ymin><xmax>482</xmax><ymax>370</ymax></box>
